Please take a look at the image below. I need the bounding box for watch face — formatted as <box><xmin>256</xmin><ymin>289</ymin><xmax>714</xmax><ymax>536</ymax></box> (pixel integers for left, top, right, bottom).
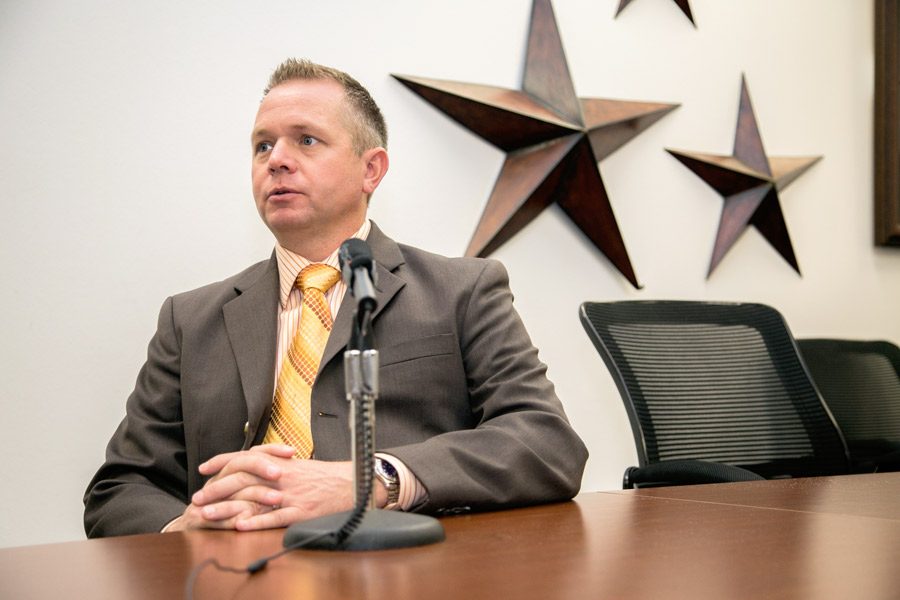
<box><xmin>379</xmin><ymin>458</ymin><xmax>398</xmax><ymax>479</ymax></box>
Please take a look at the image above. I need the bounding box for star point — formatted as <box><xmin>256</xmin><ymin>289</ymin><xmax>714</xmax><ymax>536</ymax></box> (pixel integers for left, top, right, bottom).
<box><xmin>616</xmin><ymin>0</ymin><xmax>696</xmax><ymax>27</ymax></box>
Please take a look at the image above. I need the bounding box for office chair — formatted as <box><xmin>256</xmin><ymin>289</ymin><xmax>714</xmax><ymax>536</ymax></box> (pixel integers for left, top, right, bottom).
<box><xmin>579</xmin><ymin>301</ymin><xmax>850</xmax><ymax>488</ymax></box>
<box><xmin>797</xmin><ymin>338</ymin><xmax>900</xmax><ymax>472</ymax></box>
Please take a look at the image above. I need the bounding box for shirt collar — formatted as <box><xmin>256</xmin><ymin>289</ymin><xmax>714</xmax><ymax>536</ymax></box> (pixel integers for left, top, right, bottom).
<box><xmin>274</xmin><ymin>219</ymin><xmax>372</xmax><ymax>308</ymax></box>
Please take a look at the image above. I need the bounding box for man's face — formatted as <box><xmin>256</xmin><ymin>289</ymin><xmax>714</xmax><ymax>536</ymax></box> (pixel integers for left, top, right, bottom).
<box><xmin>251</xmin><ymin>79</ymin><xmax>371</xmax><ymax>245</ymax></box>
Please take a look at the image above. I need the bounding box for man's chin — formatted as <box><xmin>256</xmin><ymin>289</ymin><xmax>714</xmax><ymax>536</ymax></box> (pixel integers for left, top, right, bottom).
<box><xmin>262</xmin><ymin>208</ymin><xmax>315</xmax><ymax>233</ymax></box>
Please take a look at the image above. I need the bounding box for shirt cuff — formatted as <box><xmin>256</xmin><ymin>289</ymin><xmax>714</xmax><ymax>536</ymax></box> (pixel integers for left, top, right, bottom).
<box><xmin>375</xmin><ymin>452</ymin><xmax>427</xmax><ymax>511</ymax></box>
<box><xmin>160</xmin><ymin>515</ymin><xmax>182</xmax><ymax>533</ymax></box>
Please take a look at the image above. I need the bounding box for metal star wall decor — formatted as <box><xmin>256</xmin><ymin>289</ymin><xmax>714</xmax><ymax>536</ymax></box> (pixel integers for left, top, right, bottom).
<box><xmin>666</xmin><ymin>75</ymin><xmax>822</xmax><ymax>278</ymax></box>
<box><xmin>616</xmin><ymin>0</ymin><xmax>696</xmax><ymax>27</ymax></box>
<box><xmin>392</xmin><ymin>0</ymin><xmax>677</xmax><ymax>288</ymax></box>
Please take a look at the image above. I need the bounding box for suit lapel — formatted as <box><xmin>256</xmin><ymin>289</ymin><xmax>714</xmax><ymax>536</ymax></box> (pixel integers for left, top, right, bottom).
<box><xmin>222</xmin><ymin>255</ymin><xmax>279</xmax><ymax>447</ymax></box>
<box><xmin>320</xmin><ymin>222</ymin><xmax>406</xmax><ymax>369</ymax></box>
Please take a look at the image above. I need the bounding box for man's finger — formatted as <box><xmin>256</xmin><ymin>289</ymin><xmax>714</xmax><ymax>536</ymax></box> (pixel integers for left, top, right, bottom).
<box><xmin>198</xmin><ymin>451</ymin><xmax>243</xmax><ymax>476</ymax></box>
<box><xmin>198</xmin><ymin>499</ymin><xmax>266</xmax><ymax>523</ymax></box>
<box><xmin>234</xmin><ymin>506</ymin><xmax>302</xmax><ymax>532</ymax></box>
<box><xmin>251</xmin><ymin>444</ymin><xmax>296</xmax><ymax>458</ymax></box>
<box><xmin>198</xmin><ymin>445</ymin><xmax>294</xmax><ymax>478</ymax></box>
<box><xmin>207</xmin><ymin>452</ymin><xmax>284</xmax><ymax>481</ymax></box>
<box><xmin>174</xmin><ymin>502</ymin><xmax>258</xmax><ymax>531</ymax></box>
<box><xmin>193</xmin><ymin>470</ymin><xmax>279</xmax><ymax>506</ymax></box>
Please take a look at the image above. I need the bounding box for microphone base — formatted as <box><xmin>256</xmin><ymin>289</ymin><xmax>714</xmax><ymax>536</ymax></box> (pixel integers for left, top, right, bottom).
<box><xmin>283</xmin><ymin>509</ymin><xmax>445</xmax><ymax>551</ymax></box>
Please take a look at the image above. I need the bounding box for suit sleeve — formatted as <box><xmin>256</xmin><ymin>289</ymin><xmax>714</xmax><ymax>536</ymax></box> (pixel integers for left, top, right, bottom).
<box><xmin>83</xmin><ymin>296</ymin><xmax>190</xmax><ymax>537</ymax></box>
<box><xmin>384</xmin><ymin>259</ymin><xmax>588</xmax><ymax>513</ymax></box>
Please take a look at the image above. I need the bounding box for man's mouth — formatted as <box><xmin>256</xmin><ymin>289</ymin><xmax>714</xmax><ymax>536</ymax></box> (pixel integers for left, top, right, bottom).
<box><xmin>268</xmin><ymin>186</ymin><xmax>301</xmax><ymax>199</ymax></box>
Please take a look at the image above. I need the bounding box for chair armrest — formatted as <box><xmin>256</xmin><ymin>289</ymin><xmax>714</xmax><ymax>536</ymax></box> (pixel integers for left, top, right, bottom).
<box><xmin>623</xmin><ymin>460</ymin><xmax>765</xmax><ymax>489</ymax></box>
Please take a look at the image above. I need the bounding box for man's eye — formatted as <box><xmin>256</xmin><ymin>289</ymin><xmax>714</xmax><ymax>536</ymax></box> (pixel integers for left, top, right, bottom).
<box><xmin>255</xmin><ymin>141</ymin><xmax>273</xmax><ymax>154</ymax></box>
<box><xmin>301</xmin><ymin>136</ymin><xmax>318</xmax><ymax>146</ymax></box>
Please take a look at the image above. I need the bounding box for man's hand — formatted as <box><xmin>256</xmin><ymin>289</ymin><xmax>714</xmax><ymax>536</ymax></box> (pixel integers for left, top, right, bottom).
<box><xmin>166</xmin><ymin>444</ymin><xmax>355</xmax><ymax>532</ymax></box>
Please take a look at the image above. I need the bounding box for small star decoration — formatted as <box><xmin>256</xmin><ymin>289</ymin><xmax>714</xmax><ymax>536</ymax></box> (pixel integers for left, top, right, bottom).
<box><xmin>666</xmin><ymin>76</ymin><xmax>822</xmax><ymax>277</ymax></box>
<box><xmin>616</xmin><ymin>0</ymin><xmax>695</xmax><ymax>27</ymax></box>
<box><xmin>393</xmin><ymin>0</ymin><xmax>678</xmax><ymax>288</ymax></box>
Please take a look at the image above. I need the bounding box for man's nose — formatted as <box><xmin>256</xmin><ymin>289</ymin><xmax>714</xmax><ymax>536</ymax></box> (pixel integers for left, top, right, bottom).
<box><xmin>267</xmin><ymin>140</ymin><xmax>297</xmax><ymax>173</ymax></box>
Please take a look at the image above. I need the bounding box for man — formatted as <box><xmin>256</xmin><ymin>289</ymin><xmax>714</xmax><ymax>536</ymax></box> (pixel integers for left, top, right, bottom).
<box><xmin>84</xmin><ymin>58</ymin><xmax>587</xmax><ymax>537</ymax></box>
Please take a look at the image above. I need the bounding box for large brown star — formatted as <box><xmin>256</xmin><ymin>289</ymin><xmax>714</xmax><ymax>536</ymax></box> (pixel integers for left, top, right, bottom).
<box><xmin>392</xmin><ymin>0</ymin><xmax>677</xmax><ymax>288</ymax></box>
<box><xmin>666</xmin><ymin>76</ymin><xmax>822</xmax><ymax>278</ymax></box>
<box><xmin>616</xmin><ymin>0</ymin><xmax>695</xmax><ymax>27</ymax></box>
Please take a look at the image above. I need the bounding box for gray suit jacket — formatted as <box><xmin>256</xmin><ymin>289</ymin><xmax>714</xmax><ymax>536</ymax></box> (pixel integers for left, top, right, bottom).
<box><xmin>84</xmin><ymin>224</ymin><xmax>587</xmax><ymax>537</ymax></box>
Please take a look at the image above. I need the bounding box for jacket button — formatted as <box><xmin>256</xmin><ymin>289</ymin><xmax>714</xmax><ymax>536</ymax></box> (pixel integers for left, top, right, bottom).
<box><xmin>243</xmin><ymin>421</ymin><xmax>249</xmax><ymax>435</ymax></box>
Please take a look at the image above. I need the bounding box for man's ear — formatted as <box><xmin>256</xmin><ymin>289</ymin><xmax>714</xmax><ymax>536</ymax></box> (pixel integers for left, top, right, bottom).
<box><xmin>361</xmin><ymin>147</ymin><xmax>389</xmax><ymax>195</ymax></box>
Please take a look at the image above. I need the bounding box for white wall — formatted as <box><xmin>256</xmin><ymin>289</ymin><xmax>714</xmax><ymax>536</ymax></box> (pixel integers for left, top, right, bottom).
<box><xmin>1</xmin><ymin>0</ymin><xmax>895</xmax><ymax>548</ymax></box>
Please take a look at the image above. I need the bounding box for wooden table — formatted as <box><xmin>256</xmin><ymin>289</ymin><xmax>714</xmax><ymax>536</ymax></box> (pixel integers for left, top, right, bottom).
<box><xmin>3</xmin><ymin>473</ymin><xmax>899</xmax><ymax>599</ymax></box>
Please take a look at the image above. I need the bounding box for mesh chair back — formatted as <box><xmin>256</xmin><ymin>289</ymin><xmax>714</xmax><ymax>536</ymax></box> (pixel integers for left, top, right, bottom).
<box><xmin>797</xmin><ymin>339</ymin><xmax>900</xmax><ymax>458</ymax></box>
<box><xmin>580</xmin><ymin>301</ymin><xmax>849</xmax><ymax>478</ymax></box>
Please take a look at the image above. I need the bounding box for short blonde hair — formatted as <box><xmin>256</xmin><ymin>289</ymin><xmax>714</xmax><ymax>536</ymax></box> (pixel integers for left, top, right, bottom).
<box><xmin>264</xmin><ymin>58</ymin><xmax>387</xmax><ymax>155</ymax></box>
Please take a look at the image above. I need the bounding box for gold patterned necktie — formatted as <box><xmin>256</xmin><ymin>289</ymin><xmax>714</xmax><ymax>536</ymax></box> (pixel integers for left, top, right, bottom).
<box><xmin>263</xmin><ymin>263</ymin><xmax>342</xmax><ymax>458</ymax></box>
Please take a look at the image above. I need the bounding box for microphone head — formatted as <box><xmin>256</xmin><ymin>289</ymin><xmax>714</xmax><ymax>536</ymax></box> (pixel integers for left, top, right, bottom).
<box><xmin>339</xmin><ymin>238</ymin><xmax>376</xmax><ymax>286</ymax></box>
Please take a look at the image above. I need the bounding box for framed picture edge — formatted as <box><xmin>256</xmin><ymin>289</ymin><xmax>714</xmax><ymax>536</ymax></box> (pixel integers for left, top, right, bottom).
<box><xmin>874</xmin><ymin>0</ymin><xmax>900</xmax><ymax>246</ymax></box>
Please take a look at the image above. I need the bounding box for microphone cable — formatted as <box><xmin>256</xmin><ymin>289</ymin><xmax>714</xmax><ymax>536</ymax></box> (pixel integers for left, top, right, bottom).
<box><xmin>183</xmin><ymin>528</ymin><xmax>335</xmax><ymax>600</ymax></box>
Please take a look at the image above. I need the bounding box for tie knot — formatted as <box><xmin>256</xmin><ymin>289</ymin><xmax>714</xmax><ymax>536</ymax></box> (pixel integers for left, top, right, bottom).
<box><xmin>297</xmin><ymin>263</ymin><xmax>341</xmax><ymax>293</ymax></box>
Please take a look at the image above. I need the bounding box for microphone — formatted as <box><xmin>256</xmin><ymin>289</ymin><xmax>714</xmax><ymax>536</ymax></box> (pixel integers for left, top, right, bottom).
<box><xmin>339</xmin><ymin>238</ymin><xmax>378</xmax><ymax>314</ymax></box>
<box><xmin>276</xmin><ymin>237</ymin><xmax>444</xmax><ymax>553</ymax></box>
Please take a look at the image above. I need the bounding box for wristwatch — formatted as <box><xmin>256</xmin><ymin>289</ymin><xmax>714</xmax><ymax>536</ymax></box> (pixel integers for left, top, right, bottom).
<box><xmin>374</xmin><ymin>457</ymin><xmax>401</xmax><ymax>509</ymax></box>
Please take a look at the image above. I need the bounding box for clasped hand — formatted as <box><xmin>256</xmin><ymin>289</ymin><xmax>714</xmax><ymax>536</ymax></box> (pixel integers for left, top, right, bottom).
<box><xmin>167</xmin><ymin>444</ymin><xmax>353</xmax><ymax>532</ymax></box>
